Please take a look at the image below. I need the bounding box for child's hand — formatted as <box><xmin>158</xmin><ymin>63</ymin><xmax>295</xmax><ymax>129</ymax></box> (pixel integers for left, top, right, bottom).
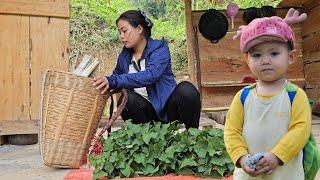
<box><xmin>255</xmin><ymin>152</ymin><xmax>281</xmax><ymax>175</ymax></box>
<box><xmin>239</xmin><ymin>155</ymin><xmax>259</xmax><ymax>177</ymax></box>
<box><xmin>93</xmin><ymin>76</ymin><xmax>109</xmax><ymax>94</ymax></box>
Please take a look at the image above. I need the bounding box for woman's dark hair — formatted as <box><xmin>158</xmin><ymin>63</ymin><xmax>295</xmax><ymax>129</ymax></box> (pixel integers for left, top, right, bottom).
<box><xmin>116</xmin><ymin>10</ymin><xmax>153</xmax><ymax>39</ymax></box>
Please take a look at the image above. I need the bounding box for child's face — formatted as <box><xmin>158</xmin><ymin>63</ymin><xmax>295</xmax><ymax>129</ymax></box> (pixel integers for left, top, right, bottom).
<box><xmin>247</xmin><ymin>41</ymin><xmax>295</xmax><ymax>82</ymax></box>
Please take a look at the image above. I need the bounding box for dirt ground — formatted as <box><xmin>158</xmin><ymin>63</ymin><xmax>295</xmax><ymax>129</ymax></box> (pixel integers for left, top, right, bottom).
<box><xmin>0</xmin><ymin>115</ymin><xmax>319</xmax><ymax>180</ymax></box>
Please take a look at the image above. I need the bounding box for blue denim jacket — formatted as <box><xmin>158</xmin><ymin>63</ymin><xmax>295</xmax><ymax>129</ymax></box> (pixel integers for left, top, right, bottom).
<box><xmin>106</xmin><ymin>38</ymin><xmax>177</xmax><ymax>122</ymax></box>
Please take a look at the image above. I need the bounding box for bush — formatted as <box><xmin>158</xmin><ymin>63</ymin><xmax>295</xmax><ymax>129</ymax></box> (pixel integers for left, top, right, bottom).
<box><xmin>70</xmin><ymin>0</ymin><xmax>282</xmax><ymax>75</ymax></box>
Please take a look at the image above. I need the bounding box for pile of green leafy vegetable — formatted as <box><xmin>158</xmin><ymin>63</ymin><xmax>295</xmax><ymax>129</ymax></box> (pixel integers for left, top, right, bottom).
<box><xmin>89</xmin><ymin>120</ymin><xmax>234</xmax><ymax>179</ymax></box>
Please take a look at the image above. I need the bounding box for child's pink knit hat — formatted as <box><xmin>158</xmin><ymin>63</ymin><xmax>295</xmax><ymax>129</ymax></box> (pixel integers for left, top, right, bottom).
<box><xmin>234</xmin><ymin>8</ymin><xmax>307</xmax><ymax>53</ymax></box>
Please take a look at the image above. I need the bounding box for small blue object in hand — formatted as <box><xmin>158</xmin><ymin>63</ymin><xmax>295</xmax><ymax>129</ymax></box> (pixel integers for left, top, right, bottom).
<box><xmin>245</xmin><ymin>153</ymin><xmax>264</xmax><ymax>170</ymax></box>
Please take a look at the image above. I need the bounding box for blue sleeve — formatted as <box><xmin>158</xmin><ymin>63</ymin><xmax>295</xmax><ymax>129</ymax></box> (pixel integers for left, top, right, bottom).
<box><xmin>107</xmin><ymin>42</ymin><xmax>170</xmax><ymax>89</ymax></box>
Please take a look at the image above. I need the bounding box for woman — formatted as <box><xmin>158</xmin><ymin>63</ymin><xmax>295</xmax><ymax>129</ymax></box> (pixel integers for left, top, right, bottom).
<box><xmin>93</xmin><ymin>10</ymin><xmax>200</xmax><ymax>128</ymax></box>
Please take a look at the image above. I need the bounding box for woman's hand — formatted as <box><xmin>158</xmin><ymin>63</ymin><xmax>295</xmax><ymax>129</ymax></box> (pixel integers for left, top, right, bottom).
<box><xmin>239</xmin><ymin>155</ymin><xmax>259</xmax><ymax>177</ymax></box>
<box><xmin>255</xmin><ymin>152</ymin><xmax>281</xmax><ymax>175</ymax></box>
<box><xmin>93</xmin><ymin>76</ymin><xmax>109</xmax><ymax>94</ymax></box>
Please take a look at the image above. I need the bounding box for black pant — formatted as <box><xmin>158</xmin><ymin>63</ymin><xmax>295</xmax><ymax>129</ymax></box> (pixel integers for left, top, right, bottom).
<box><xmin>119</xmin><ymin>81</ymin><xmax>201</xmax><ymax>128</ymax></box>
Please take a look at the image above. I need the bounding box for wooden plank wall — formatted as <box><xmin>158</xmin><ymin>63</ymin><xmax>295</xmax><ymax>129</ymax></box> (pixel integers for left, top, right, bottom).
<box><xmin>0</xmin><ymin>0</ymin><xmax>69</xmax><ymax>136</ymax></box>
<box><xmin>278</xmin><ymin>0</ymin><xmax>309</xmax><ymax>8</ymax></box>
<box><xmin>0</xmin><ymin>15</ymin><xmax>30</xmax><ymax>122</ymax></box>
<box><xmin>302</xmin><ymin>0</ymin><xmax>320</xmax><ymax>113</ymax></box>
<box><xmin>0</xmin><ymin>0</ymin><xmax>69</xmax><ymax>18</ymax></box>
<box><xmin>189</xmin><ymin>8</ymin><xmax>305</xmax><ymax>110</ymax></box>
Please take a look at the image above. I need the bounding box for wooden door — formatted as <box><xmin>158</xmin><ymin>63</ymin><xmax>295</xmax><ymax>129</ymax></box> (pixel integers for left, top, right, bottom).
<box><xmin>0</xmin><ymin>0</ymin><xmax>69</xmax><ymax>135</ymax></box>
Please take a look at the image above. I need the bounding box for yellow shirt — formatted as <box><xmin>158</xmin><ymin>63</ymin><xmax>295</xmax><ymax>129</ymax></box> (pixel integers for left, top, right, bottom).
<box><xmin>224</xmin><ymin>84</ymin><xmax>311</xmax><ymax>166</ymax></box>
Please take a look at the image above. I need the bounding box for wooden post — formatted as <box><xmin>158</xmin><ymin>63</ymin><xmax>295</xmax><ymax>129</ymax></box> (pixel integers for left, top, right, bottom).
<box><xmin>184</xmin><ymin>0</ymin><xmax>196</xmax><ymax>84</ymax></box>
<box><xmin>0</xmin><ymin>136</ymin><xmax>5</xmax><ymax>145</ymax></box>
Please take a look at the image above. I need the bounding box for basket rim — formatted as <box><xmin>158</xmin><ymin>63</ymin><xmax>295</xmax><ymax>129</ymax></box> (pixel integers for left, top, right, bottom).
<box><xmin>44</xmin><ymin>69</ymin><xmax>94</xmax><ymax>79</ymax></box>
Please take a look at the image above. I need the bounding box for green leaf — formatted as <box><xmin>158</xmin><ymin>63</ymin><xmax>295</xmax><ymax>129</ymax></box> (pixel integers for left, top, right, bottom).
<box><xmin>132</xmin><ymin>138</ymin><xmax>143</xmax><ymax>146</ymax></box>
<box><xmin>125</xmin><ymin>144</ymin><xmax>134</xmax><ymax>148</ymax></box>
<box><xmin>165</xmin><ymin>145</ymin><xmax>176</xmax><ymax>159</ymax></box>
<box><xmin>134</xmin><ymin>171</ymin><xmax>144</xmax><ymax>176</ymax></box>
<box><xmin>209</xmin><ymin>136</ymin><xmax>225</xmax><ymax>150</ymax></box>
<box><xmin>94</xmin><ymin>158</ymin><xmax>105</xmax><ymax>171</ymax></box>
<box><xmin>120</xmin><ymin>164</ymin><xmax>133</xmax><ymax>177</ymax></box>
<box><xmin>227</xmin><ymin>162</ymin><xmax>235</xmax><ymax>172</ymax></box>
<box><xmin>216</xmin><ymin>165</ymin><xmax>226</xmax><ymax>176</ymax></box>
<box><xmin>203</xmin><ymin>164</ymin><xmax>212</xmax><ymax>176</ymax></box>
<box><xmin>124</xmin><ymin>120</ymin><xmax>134</xmax><ymax>129</ymax></box>
<box><xmin>146</xmin><ymin>155</ymin><xmax>156</xmax><ymax>165</ymax></box>
<box><xmin>170</xmin><ymin>161</ymin><xmax>176</xmax><ymax>170</ymax></box>
<box><xmin>103</xmin><ymin>140</ymin><xmax>113</xmax><ymax>151</ymax></box>
<box><xmin>197</xmin><ymin>165</ymin><xmax>208</xmax><ymax>173</ymax></box>
<box><xmin>111</xmin><ymin>129</ymin><xmax>126</xmax><ymax>139</ymax></box>
<box><xmin>93</xmin><ymin>170</ymin><xmax>108</xmax><ymax>180</ymax></box>
<box><xmin>221</xmin><ymin>151</ymin><xmax>233</xmax><ymax>163</ymax></box>
<box><xmin>109</xmin><ymin>152</ymin><xmax>118</xmax><ymax>163</ymax></box>
<box><xmin>126</xmin><ymin>129</ymin><xmax>134</xmax><ymax>138</ymax></box>
<box><xmin>141</xmin><ymin>123</ymin><xmax>150</xmax><ymax>134</ymax></box>
<box><xmin>103</xmin><ymin>162</ymin><xmax>114</xmax><ymax>175</ymax></box>
<box><xmin>131</xmin><ymin>123</ymin><xmax>142</xmax><ymax>134</ymax></box>
<box><xmin>197</xmin><ymin>158</ymin><xmax>207</xmax><ymax>165</ymax></box>
<box><xmin>208</xmin><ymin>128</ymin><xmax>223</xmax><ymax>137</ymax></box>
<box><xmin>158</xmin><ymin>154</ymin><xmax>171</xmax><ymax>163</ymax></box>
<box><xmin>188</xmin><ymin>128</ymin><xmax>200</xmax><ymax>136</ymax></box>
<box><xmin>181</xmin><ymin>134</ymin><xmax>192</xmax><ymax>145</ymax></box>
<box><xmin>142</xmin><ymin>133</ymin><xmax>152</xmax><ymax>144</ymax></box>
<box><xmin>194</xmin><ymin>144</ymin><xmax>207</xmax><ymax>158</ymax></box>
<box><xmin>118</xmin><ymin>160</ymin><xmax>126</xmax><ymax>169</ymax></box>
<box><xmin>152</xmin><ymin>122</ymin><xmax>162</xmax><ymax>132</ymax></box>
<box><xmin>88</xmin><ymin>154</ymin><xmax>98</xmax><ymax>167</ymax></box>
<box><xmin>175</xmin><ymin>142</ymin><xmax>187</xmax><ymax>153</ymax></box>
<box><xmin>211</xmin><ymin>170</ymin><xmax>223</xmax><ymax>178</ymax></box>
<box><xmin>127</xmin><ymin>158</ymin><xmax>133</xmax><ymax>166</ymax></box>
<box><xmin>150</xmin><ymin>132</ymin><xmax>158</xmax><ymax>139</ymax></box>
<box><xmin>160</xmin><ymin>122</ymin><xmax>170</xmax><ymax>133</ymax></box>
<box><xmin>180</xmin><ymin>158</ymin><xmax>197</xmax><ymax>169</ymax></box>
<box><xmin>130</xmin><ymin>144</ymin><xmax>140</xmax><ymax>154</ymax></box>
<box><xmin>143</xmin><ymin>164</ymin><xmax>159</xmax><ymax>175</ymax></box>
<box><xmin>176</xmin><ymin>167</ymin><xmax>194</xmax><ymax>176</ymax></box>
<box><xmin>208</xmin><ymin>148</ymin><xmax>216</xmax><ymax>156</ymax></box>
<box><xmin>211</xmin><ymin>157</ymin><xmax>224</xmax><ymax>166</ymax></box>
<box><xmin>134</xmin><ymin>153</ymin><xmax>146</xmax><ymax>165</ymax></box>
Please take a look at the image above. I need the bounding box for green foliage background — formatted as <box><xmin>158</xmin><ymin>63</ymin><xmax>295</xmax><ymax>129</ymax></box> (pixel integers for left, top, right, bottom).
<box><xmin>70</xmin><ymin>0</ymin><xmax>281</xmax><ymax>75</ymax></box>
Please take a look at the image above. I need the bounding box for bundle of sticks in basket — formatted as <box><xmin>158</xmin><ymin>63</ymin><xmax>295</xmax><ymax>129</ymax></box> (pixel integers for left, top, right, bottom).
<box><xmin>73</xmin><ymin>54</ymin><xmax>100</xmax><ymax>77</ymax></box>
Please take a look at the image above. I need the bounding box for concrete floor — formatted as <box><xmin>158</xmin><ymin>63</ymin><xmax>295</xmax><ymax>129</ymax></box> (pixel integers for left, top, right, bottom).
<box><xmin>0</xmin><ymin>144</ymin><xmax>69</xmax><ymax>180</ymax></box>
<box><xmin>0</xmin><ymin>115</ymin><xmax>319</xmax><ymax>180</ymax></box>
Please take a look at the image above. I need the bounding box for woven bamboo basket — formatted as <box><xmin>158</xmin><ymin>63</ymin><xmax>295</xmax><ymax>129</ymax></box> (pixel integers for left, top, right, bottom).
<box><xmin>39</xmin><ymin>70</ymin><xmax>108</xmax><ymax>168</ymax></box>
